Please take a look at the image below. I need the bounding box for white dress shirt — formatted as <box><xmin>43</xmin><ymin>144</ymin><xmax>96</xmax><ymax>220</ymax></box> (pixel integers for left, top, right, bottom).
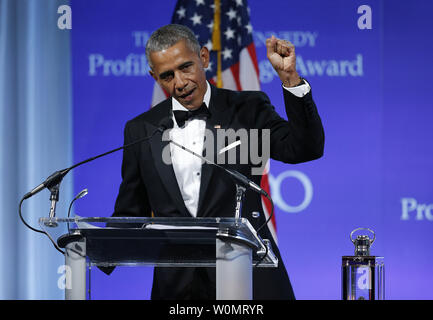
<box><xmin>283</xmin><ymin>79</ymin><xmax>311</xmax><ymax>97</ymax></box>
<box><xmin>170</xmin><ymin>81</ymin><xmax>211</xmax><ymax>217</ymax></box>
<box><xmin>170</xmin><ymin>81</ymin><xmax>310</xmax><ymax>217</ymax></box>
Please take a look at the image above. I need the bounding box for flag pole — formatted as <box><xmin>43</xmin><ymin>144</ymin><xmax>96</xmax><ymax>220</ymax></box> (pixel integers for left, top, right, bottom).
<box><xmin>212</xmin><ymin>0</ymin><xmax>223</xmax><ymax>88</ymax></box>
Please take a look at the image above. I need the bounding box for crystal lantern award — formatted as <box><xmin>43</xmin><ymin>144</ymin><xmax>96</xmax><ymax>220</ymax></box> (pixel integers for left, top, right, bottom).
<box><xmin>342</xmin><ymin>228</ymin><xmax>385</xmax><ymax>300</ymax></box>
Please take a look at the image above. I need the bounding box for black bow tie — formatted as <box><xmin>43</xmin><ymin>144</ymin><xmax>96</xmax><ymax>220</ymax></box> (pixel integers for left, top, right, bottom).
<box><xmin>173</xmin><ymin>103</ymin><xmax>211</xmax><ymax>127</ymax></box>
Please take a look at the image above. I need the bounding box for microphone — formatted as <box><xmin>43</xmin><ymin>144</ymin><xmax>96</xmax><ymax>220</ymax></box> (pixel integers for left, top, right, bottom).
<box><xmin>224</xmin><ymin>168</ymin><xmax>269</xmax><ymax>198</ymax></box>
<box><xmin>23</xmin><ymin>169</ymin><xmax>69</xmax><ymax>200</ymax></box>
<box><xmin>75</xmin><ymin>188</ymin><xmax>89</xmax><ymax>201</ymax></box>
<box><xmin>22</xmin><ymin>118</ymin><xmax>171</xmax><ymax>200</ymax></box>
<box><xmin>66</xmin><ymin>188</ymin><xmax>89</xmax><ymax>232</ymax></box>
<box><xmin>67</xmin><ymin>188</ymin><xmax>89</xmax><ymax>219</ymax></box>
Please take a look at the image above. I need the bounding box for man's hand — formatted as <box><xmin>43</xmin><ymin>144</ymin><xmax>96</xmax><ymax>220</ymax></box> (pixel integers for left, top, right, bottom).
<box><xmin>266</xmin><ymin>35</ymin><xmax>301</xmax><ymax>87</ymax></box>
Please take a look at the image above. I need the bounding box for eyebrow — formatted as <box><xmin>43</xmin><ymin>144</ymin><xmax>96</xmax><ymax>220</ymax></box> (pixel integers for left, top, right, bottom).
<box><xmin>179</xmin><ymin>61</ymin><xmax>194</xmax><ymax>69</ymax></box>
<box><xmin>158</xmin><ymin>61</ymin><xmax>194</xmax><ymax>79</ymax></box>
<box><xmin>159</xmin><ymin>70</ymin><xmax>174</xmax><ymax>80</ymax></box>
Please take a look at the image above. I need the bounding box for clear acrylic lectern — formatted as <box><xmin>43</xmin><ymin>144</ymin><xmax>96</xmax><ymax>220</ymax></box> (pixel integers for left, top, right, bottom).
<box><xmin>39</xmin><ymin>217</ymin><xmax>278</xmax><ymax>300</ymax></box>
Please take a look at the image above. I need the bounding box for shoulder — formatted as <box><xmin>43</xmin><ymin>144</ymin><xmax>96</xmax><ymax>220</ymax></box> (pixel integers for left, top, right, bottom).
<box><xmin>211</xmin><ymin>87</ymin><xmax>276</xmax><ymax>128</ymax></box>
<box><xmin>213</xmin><ymin>86</ymin><xmax>271</xmax><ymax>109</ymax></box>
<box><xmin>125</xmin><ymin>97</ymin><xmax>171</xmax><ymax>133</ymax></box>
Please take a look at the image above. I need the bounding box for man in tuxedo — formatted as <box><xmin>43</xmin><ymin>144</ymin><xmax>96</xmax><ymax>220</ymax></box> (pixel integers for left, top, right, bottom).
<box><xmin>110</xmin><ymin>24</ymin><xmax>324</xmax><ymax>300</ymax></box>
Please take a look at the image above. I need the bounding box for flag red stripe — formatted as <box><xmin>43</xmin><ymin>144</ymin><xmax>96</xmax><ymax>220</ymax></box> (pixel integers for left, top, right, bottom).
<box><xmin>260</xmin><ymin>171</ymin><xmax>276</xmax><ymax>231</ymax></box>
<box><xmin>246</xmin><ymin>43</ymin><xmax>260</xmax><ymax>77</ymax></box>
<box><xmin>229</xmin><ymin>62</ymin><xmax>242</xmax><ymax>91</ymax></box>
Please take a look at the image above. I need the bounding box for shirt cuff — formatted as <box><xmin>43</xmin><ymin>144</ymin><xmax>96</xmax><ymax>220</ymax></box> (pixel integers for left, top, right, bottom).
<box><xmin>282</xmin><ymin>79</ymin><xmax>311</xmax><ymax>98</ymax></box>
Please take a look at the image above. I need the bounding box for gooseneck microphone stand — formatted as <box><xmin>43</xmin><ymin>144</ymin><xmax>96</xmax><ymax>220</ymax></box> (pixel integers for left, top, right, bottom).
<box><xmin>19</xmin><ymin>120</ymin><xmax>172</xmax><ymax>252</ymax></box>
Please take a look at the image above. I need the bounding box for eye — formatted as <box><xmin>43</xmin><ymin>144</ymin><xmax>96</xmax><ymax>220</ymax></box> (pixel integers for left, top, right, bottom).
<box><xmin>160</xmin><ymin>72</ymin><xmax>174</xmax><ymax>82</ymax></box>
<box><xmin>162</xmin><ymin>74</ymin><xmax>173</xmax><ymax>82</ymax></box>
<box><xmin>180</xmin><ymin>62</ymin><xmax>193</xmax><ymax>71</ymax></box>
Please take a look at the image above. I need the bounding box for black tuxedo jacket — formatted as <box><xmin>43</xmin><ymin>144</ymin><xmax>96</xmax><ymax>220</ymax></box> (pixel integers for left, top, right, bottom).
<box><xmin>109</xmin><ymin>84</ymin><xmax>324</xmax><ymax>300</ymax></box>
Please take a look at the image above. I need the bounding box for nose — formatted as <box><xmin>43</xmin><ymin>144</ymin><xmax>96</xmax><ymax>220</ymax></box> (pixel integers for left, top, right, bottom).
<box><xmin>174</xmin><ymin>72</ymin><xmax>188</xmax><ymax>93</ymax></box>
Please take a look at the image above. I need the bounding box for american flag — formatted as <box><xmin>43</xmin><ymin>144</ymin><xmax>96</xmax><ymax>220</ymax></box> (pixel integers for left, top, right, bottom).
<box><xmin>150</xmin><ymin>0</ymin><xmax>277</xmax><ymax>243</ymax></box>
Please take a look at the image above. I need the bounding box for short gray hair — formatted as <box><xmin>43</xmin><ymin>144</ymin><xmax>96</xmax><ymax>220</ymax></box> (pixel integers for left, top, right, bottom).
<box><xmin>145</xmin><ymin>24</ymin><xmax>201</xmax><ymax>69</ymax></box>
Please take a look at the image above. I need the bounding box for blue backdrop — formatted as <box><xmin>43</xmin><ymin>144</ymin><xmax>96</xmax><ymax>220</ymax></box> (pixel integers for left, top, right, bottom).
<box><xmin>46</xmin><ymin>0</ymin><xmax>433</xmax><ymax>299</ymax></box>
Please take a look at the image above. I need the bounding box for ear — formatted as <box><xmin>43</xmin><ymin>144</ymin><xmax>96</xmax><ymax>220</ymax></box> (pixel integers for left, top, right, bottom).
<box><xmin>149</xmin><ymin>69</ymin><xmax>158</xmax><ymax>82</ymax></box>
<box><xmin>199</xmin><ymin>46</ymin><xmax>210</xmax><ymax>69</ymax></box>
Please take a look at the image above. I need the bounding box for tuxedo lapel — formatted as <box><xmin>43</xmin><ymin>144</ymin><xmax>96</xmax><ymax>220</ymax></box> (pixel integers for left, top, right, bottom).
<box><xmin>197</xmin><ymin>86</ymin><xmax>234</xmax><ymax>216</ymax></box>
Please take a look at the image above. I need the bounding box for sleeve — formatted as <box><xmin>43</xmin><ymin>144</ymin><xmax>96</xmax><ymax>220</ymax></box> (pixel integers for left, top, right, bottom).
<box><xmin>282</xmin><ymin>79</ymin><xmax>311</xmax><ymax>98</ymax></box>
<box><xmin>252</xmin><ymin>85</ymin><xmax>325</xmax><ymax>164</ymax></box>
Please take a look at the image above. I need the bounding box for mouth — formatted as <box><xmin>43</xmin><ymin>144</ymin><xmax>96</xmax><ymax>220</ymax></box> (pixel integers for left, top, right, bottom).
<box><xmin>178</xmin><ymin>87</ymin><xmax>196</xmax><ymax>101</ymax></box>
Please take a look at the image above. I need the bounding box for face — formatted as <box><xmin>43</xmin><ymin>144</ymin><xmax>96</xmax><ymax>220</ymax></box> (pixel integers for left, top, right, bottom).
<box><xmin>149</xmin><ymin>40</ymin><xmax>209</xmax><ymax>110</ymax></box>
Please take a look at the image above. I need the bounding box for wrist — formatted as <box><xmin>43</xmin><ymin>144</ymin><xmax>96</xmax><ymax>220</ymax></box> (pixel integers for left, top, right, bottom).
<box><xmin>281</xmin><ymin>71</ymin><xmax>302</xmax><ymax>87</ymax></box>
